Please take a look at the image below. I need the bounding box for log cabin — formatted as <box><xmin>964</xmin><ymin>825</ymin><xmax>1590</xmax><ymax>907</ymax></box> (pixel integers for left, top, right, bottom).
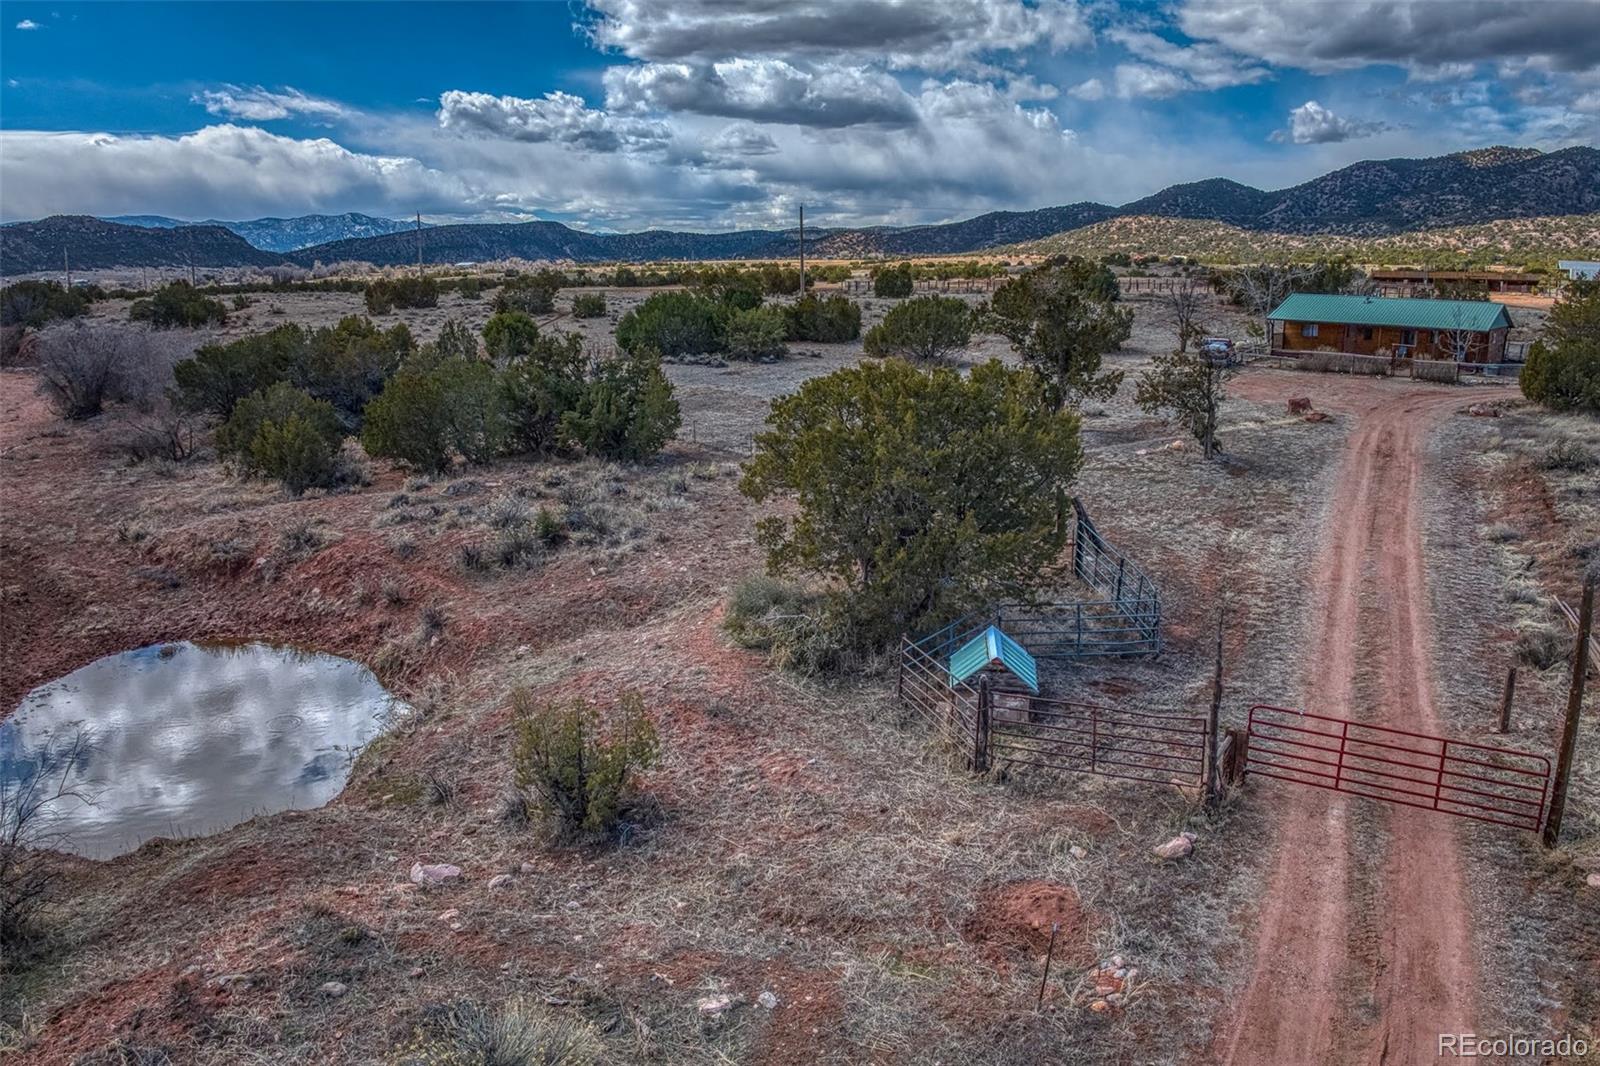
<box><xmin>1267</xmin><ymin>293</ymin><xmax>1513</xmax><ymax>363</ymax></box>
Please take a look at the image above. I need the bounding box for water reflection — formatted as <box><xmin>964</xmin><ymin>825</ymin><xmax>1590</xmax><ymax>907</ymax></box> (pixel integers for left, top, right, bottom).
<box><xmin>0</xmin><ymin>642</ymin><xmax>400</xmax><ymax>859</ymax></box>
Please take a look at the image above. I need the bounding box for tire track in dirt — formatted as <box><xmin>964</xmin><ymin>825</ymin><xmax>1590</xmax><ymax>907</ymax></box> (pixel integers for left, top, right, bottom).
<box><xmin>1217</xmin><ymin>385</ymin><xmax>1478</xmax><ymax>1065</ymax></box>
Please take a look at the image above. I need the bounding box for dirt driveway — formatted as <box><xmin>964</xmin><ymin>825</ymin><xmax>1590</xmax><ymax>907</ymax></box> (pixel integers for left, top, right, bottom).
<box><xmin>1217</xmin><ymin>375</ymin><xmax>1484</xmax><ymax>1065</ymax></box>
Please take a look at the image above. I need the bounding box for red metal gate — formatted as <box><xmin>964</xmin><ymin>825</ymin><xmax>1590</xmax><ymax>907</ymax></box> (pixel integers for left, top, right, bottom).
<box><xmin>1244</xmin><ymin>704</ymin><xmax>1551</xmax><ymax>832</ymax></box>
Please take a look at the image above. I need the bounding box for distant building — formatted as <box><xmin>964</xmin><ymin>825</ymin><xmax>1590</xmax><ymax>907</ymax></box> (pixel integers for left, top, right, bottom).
<box><xmin>1557</xmin><ymin>260</ymin><xmax>1599</xmax><ymax>281</ymax></box>
<box><xmin>1368</xmin><ymin>269</ymin><xmax>1539</xmax><ymax>295</ymax></box>
<box><xmin>1267</xmin><ymin>293</ymin><xmax>1514</xmax><ymax>363</ymax></box>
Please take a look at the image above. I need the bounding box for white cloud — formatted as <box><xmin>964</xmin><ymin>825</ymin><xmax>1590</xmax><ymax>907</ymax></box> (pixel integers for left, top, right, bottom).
<box><xmin>0</xmin><ymin>125</ymin><xmax>470</xmax><ymax>221</ymax></box>
<box><xmin>1113</xmin><ymin>63</ymin><xmax>1192</xmax><ymax>99</ymax></box>
<box><xmin>1106</xmin><ymin>27</ymin><xmax>1269</xmax><ymax>90</ymax></box>
<box><xmin>1067</xmin><ymin>78</ymin><xmax>1105</xmax><ymax>101</ymax></box>
<box><xmin>604</xmin><ymin>58</ymin><xmax>919</xmax><ymax>128</ymax></box>
<box><xmin>14</xmin><ymin>18</ymin><xmax>39</xmax><ymax>29</ymax></box>
<box><xmin>1271</xmin><ymin>100</ymin><xmax>1387</xmax><ymax>144</ymax></box>
<box><xmin>707</xmin><ymin>123</ymin><xmax>780</xmax><ymax>157</ymax></box>
<box><xmin>437</xmin><ymin>89</ymin><xmax>669</xmax><ymax>152</ymax></box>
<box><xmin>584</xmin><ymin>0</ymin><xmax>1090</xmax><ymax>73</ymax></box>
<box><xmin>194</xmin><ymin>85</ymin><xmax>348</xmax><ymax>122</ymax></box>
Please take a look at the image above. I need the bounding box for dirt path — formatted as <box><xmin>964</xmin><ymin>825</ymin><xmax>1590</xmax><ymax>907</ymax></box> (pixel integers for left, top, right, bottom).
<box><xmin>1218</xmin><ymin>382</ymin><xmax>1479</xmax><ymax>1065</ymax></box>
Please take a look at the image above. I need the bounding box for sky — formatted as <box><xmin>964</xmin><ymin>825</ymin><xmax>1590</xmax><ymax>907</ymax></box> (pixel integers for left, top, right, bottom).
<box><xmin>1</xmin><ymin>0</ymin><xmax>1597</xmax><ymax>231</ymax></box>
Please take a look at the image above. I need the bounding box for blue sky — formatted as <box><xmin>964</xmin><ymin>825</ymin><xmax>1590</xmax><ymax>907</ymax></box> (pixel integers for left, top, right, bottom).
<box><xmin>1</xmin><ymin>1</ymin><xmax>1596</xmax><ymax>229</ymax></box>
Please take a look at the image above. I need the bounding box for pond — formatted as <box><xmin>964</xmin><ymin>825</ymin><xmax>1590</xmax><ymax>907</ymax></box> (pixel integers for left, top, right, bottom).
<box><xmin>0</xmin><ymin>641</ymin><xmax>401</xmax><ymax>859</ymax></box>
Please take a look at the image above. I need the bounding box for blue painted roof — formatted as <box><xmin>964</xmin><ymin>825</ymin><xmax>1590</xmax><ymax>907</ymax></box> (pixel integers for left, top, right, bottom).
<box><xmin>1267</xmin><ymin>292</ymin><xmax>1512</xmax><ymax>332</ymax></box>
<box><xmin>948</xmin><ymin>625</ymin><xmax>1039</xmax><ymax>694</ymax></box>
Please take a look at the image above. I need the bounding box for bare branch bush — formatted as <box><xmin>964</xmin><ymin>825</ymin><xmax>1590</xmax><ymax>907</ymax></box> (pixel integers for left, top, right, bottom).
<box><xmin>34</xmin><ymin>323</ymin><xmax>202</xmax><ymax>422</ymax></box>
<box><xmin>1</xmin><ymin>729</ymin><xmax>94</xmax><ymax>961</ymax></box>
<box><xmin>1163</xmin><ymin>278</ymin><xmax>1210</xmax><ymax>353</ymax></box>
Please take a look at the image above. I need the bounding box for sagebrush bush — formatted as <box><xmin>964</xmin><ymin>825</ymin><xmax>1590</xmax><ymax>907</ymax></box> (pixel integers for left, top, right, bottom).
<box><xmin>571</xmin><ymin>293</ymin><xmax>607</xmax><ymax>318</ymax></box>
<box><xmin>1515</xmin><ymin>624</ymin><xmax>1571</xmax><ymax>671</ymax></box>
<box><xmin>723</xmin><ymin>574</ymin><xmax>853</xmax><ymax>674</ymax></box>
<box><xmin>511</xmin><ymin>689</ymin><xmax>659</xmax><ymax>841</ymax></box>
<box><xmin>216</xmin><ymin>383</ymin><xmax>344</xmax><ymax>494</ymax></box>
<box><xmin>34</xmin><ymin>324</ymin><xmax>188</xmax><ymax>420</ymax></box>
<box><xmin>561</xmin><ymin>350</ymin><xmax>681</xmax><ymax>462</ymax></box>
<box><xmin>1541</xmin><ymin>439</ymin><xmax>1597</xmax><ymax>472</ymax></box>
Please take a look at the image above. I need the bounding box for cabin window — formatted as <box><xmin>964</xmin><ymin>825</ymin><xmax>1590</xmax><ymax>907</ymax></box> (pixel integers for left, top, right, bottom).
<box><xmin>1401</xmin><ymin>330</ymin><xmax>1417</xmax><ymax>346</ymax></box>
<box><xmin>1361</xmin><ymin>327</ymin><xmax>1374</xmax><ymax>341</ymax></box>
<box><xmin>1302</xmin><ymin>323</ymin><xmax>1319</xmax><ymax>338</ymax></box>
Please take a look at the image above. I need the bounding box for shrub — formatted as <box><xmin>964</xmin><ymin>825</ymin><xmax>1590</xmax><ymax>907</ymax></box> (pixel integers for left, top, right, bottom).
<box><xmin>482</xmin><ymin>311</ymin><xmax>545</xmax><ymax>362</ymax></box>
<box><xmin>174</xmin><ymin>324</ymin><xmax>306</xmax><ymax>417</ymax></box>
<box><xmin>724</xmin><ymin>306</ymin><xmax>789</xmax><ymax>361</ymax></box>
<box><xmin>433</xmin><ymin>318</ymin><xmax>480</xmax><ymax>362</ymax></box>
<box><xmin>741</xmin><ymin>358</ymin><xmax>1083</xmax><ymax>649</ymax></box>
<box><xmin>494</xmin><ymin>271</ymin><xmax>563</xmax><ymax>315</ymax></box>
<box><xmin>129</xmin><ymin>281</ymin><xmax>228</xmax><ymax>329</ymax></box>
<box><xmin>297</xmin><ymin>317</ymin><xmax>416</xmax><ymax>430</ymax></box>
<box><xmin>392</xmin><ymin>998</ymin><xmax>602</xmax><ymax>1066</ymax></box>
<box><xmin>510</xmin><ymin>689</ymin><xmax>659</xmax><ymax>841</ymax></box>
<box><xmin>2</xmin><ymin>731</ymin><xmax>92</xmax><ymax>959</ymax></box>
<box><xmin>361</xmin><ymin>357</ymin><xmax>507</xmax><ymax>473</ymax></box>
<box><xmin>863</xmin><ymin>296</ymin><xmax>973</xmax><ymax>362</ymax></box>
<box><xmin>216</xmin><ymin>383</ymin><xmax>343</xmax><ymax>494</ymax></box>
<box><xmin>1521</xmin><ymin>341</ymin><xmax>1600</xmax><ymax>415</ymax></box>
<box><xmin>571</xmin><ymin>292</ymin><xmax>607</xmax><ymax>318</ymax></box>
<box><xmin>498</xmin><ymin>328</ymin><xmax>587</xmax><ymax>456</ymax></box>
<box><xmin>615</xmin><ymin>291</ymin><xmax>726</xmax><ymax>359</ymax></box>
<box><xmin>1515</xmin><ymin>624</ymin><xmax>1571</xmax><ymax>671</ymax></box>
<box><xmin>697</xmin><ymin>266</ymin><xmax>764</xmax><ymax>310</ymax></box>
<box><xmin>365</xmin><ymin>275</ymin><xmax>439</xmax><ymax>314</ymax></box>
<box><xmin>1541</xmin><ymin>439</ymin><xmax>1596</xmax><ymax>472</ymax></box>
<box><xmin>784</xmin><ymin>294</ymin><xmax>861</xmax><ymax>342</ymax></box>
<box><xmin>562</xmin><ymin>350</ymin><xmax>682</xmax><ymax>462</ymax></box>
<box><xmin>723</xmin><ymin>574</ymin><xmax>850</xmax><ymax>674</ymax></box>
<box><xmin>0</xmin><ymin>280</ymin><xmax>92</xmax><ymax>329</ymax></box>
<box><xmin>872</xmin><ymin>263</ymin><xmax>914</xmax><ymax>298</ymax></box>
<box><xmin>34</xmin><ymin>324</ymin><xmax>184</xmax><ymax>420</ymax></box>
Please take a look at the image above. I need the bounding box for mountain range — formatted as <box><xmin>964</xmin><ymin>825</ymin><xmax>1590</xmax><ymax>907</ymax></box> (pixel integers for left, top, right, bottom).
<box><xmin>106</xmin><ymin>212</ymin><xmax>422</xmax><ymax>252</ymax></box>
<box><xmin>2</xmin><ymin>146</ymin><xmax>1595</xmax><ymax>276</ymax></box>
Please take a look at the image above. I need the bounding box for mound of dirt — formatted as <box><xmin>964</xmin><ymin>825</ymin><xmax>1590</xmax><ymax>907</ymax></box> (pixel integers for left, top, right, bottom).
<box><xmin>964</xmin><ymin>879</ymin><xmax>1093</xmax><ymax>960</ymax></box>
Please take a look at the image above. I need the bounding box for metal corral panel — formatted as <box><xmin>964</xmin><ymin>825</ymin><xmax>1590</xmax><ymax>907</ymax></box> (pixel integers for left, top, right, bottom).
<box><xmin>948</xmin><ymin>625</ymin><xmax>1039</xmax><ymax>694</ymax></box>
<box><xmin>1267</xmin><ymin>293</ymin><xmax>1512</xmax><ymax>333</ymax></box>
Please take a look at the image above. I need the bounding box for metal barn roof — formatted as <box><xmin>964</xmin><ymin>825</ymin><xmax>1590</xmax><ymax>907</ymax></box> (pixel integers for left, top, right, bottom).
<box><xmin>1267</xmin><ymin>293</ymin><xmax>1513</xmax><ymax>333</ymax></box>
<box><xmin>948</xmin><ymin>625</ymin><xmax>1039</xmax><ymax>694</ymax></box>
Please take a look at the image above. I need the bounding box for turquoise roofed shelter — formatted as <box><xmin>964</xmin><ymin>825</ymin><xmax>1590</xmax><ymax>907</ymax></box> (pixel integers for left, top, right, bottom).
<box><xmin>1266</xmin><ymin>292</ymin><xmax>1514</xmax><ymax>363</ymax></box>
<box><xmin>948</xmin><ymin>625</ymin><xmax>1039</xmax><ymax>694</ymax></box>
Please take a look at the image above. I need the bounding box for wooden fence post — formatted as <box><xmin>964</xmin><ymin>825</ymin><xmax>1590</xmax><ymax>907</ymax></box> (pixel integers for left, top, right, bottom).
<box><xmin>1497</xmin><ymin>666</ymin><xmax>1517</xmax><ymax>733</ymax></box>
<box><xmin>974</xmin><ymin>675</ymin><xmax>992</xmax><ymax>773</ymax></box>
<box><xmin>1544</xmin><ymin>577</ymin><xmax>1595</xmax><ymax>848</ymax></box>
<box><xmin>1206</xmin><ymin>607</ymin><xmax>1225</xmax><ymax>808</ymax></box>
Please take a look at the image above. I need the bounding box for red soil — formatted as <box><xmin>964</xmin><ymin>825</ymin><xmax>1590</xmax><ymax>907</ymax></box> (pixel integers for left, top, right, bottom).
<box><xmin>1215</xmin><ymin>378</ymin><xmax>1479</xmax><ymax>1064</ymax></box>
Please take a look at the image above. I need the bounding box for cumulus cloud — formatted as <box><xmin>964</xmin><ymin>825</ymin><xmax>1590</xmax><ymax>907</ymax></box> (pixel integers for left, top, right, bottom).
<box><xmin>707</xmin><ymin>123</ymin><xmax>780</xmax><ymax>157</ymax></box>
<box><xmin>604</xmin><ymin>58</ymin><xmax>918</xmax><ymax>128</ymax></box>
<box><xmin>1270</xmin><ymin>100</ymin><xmax>1388</xmax><ymax>144</ymax></box>
<box><xmin>194</xmin><ymin>85</ymin><xmax>349</xmax><ymax>122</ymax></box>
<box><xmin>0</xmin><ymin>125</ymin><xmax>470</xmax><ymax>221</ymax></box>
<box><xmin>15</xmin><ymin>18</ymin><xmax>39</xmax><ymax>29</ymax></box>
<box><xmin>584</xmin><ymin>0</ymin><xmax>1090</xmax><ymax>72</ymax></box>
<box><xmin>436</xmin><ymin>89</ymin><xmax>669</xmax><ymax>152</ymax></box>
<box><xmin>1176</xmin><ymin>0</ymin><xmax>1600</xmax><ymax>76</ymax></box>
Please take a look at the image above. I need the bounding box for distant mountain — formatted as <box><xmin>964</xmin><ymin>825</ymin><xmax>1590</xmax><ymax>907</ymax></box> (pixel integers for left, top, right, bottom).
<box><xmin>5</xmin><ymin>146</ymin><xmax>1595</xmax><ymax>275</ymax></box>
<box><xmin>0</xmin><ymin>216</ymin><xmax>286</xmax><ymax>275</ymax></box>
<box><xmin>106</xmin><ymin>212</ymin><xmax>421</xmax><ymax>252</ymax></box>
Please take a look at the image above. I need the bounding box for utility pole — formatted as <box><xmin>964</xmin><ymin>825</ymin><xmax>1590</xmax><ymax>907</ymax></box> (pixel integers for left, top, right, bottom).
<box><xmin>798</xmin><ymin>204</ymin><xmax>805</xmax><ymax>294</ymax></box>
<box><xmin>416</xmin><ymin>212</ymin><xmax>423</xmax><ymax>278</ymax></box>
<box><xmin>1544</xmin><ymin>576</ymin><xmax>1595</xmax><ymax>848</ymax></box>
<box><xmin>186</xmin><ymin>228</ymin><xmax>197</xmax><ymax>287</ymax></box>
<box><xmin>63</xmin><ymin>246</ymin><xmax>71</xmax><ymax>290</ymax></box>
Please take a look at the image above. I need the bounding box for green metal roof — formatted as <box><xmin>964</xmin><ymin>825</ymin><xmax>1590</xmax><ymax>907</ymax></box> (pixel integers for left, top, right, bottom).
<box><xmin>1267</xmin><ymin>293</ymin><xmax>1512</xmax><ymax>332</ymax></box>
<box><xmin>949</xmin><ymin>625</ymin><xmax>1039</xmax><ymax>694</ymax></box>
